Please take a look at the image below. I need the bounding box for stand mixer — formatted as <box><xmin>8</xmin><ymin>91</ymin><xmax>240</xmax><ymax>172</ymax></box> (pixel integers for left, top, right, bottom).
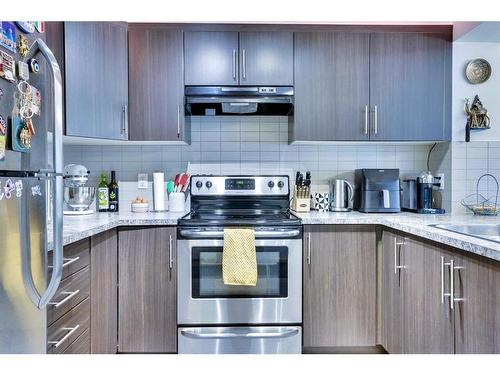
<box><xmin>63</xmin><ymin>164</ymin><xmax>96</xmax><ymax>215</ymax></box>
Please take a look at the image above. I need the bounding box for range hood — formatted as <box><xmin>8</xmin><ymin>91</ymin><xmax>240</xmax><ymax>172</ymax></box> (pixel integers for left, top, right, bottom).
<box><xmin>185</xmin><ymin>86</ymin><xmax>294</xmax><ymax>116</ymax></box>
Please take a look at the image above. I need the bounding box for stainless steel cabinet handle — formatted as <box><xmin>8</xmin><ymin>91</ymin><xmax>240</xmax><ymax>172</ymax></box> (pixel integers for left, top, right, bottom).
<box><xmin>49</xmin><ymin>256</ymin><xmax>80</xmax><ymax>269</ymax></box>
<box><xmin>449</xmin><ymin>259</ymin><xmax>465</xmax><ymax>309</ymax></box>
<box><xmin>180</xmin><ymin>327</ymin><xmax>299</xmax><ymax>339</ymax></box>
<box><xmin>373</xmin><ymin>105</ymin><xmax>378</xmax><ymax>135</ymax></box>
<box><xmin>179</xmin><ymin>229</ymin><xmax>300</xmax><ymax>239</ymax></box>
<box><xmin>169</xmin><ymin>235</ymin><xmax>174</xmax><ymax>269</ymax></box>
<box><xmin>232</xmin><ymin>49</ymin><xmax>237</xmax><ymax>80</ymax></box>
<box><xmin>121</xmin><ymin>105</ymin><xmax>128</xmax><ymax>136</ymax></box>
<box><xmin>307</xmin><ymin>233</ymin><xmax>311</xmax><ymax>265</ymax></box>
<box><xmin>48</xmin><ymin>325</ymin><xmax>80</xmax><ymax>348</ymax></box>
<box><xmin>242</xmin><ymin>49</ymin><xmax>247</xmax><ymax>80</ymax></box>
<box><xmin>177</xmin><ymin>104</ymin><xmax>181</xmax><ymax>138</ymax></box>
<box><xmin>49</xmin><ymin>290</ymin><xmax>80</xmax><ymax>309</ymax></box>
<box><xmin>364</xmin><ymin>105</ymin><xmax>369</xmax><ymax>135</ymax></box>
<box><xmin>394</xmin><ymin>238</ymin><xmax>405</xmax><ymax>274</ymax></box>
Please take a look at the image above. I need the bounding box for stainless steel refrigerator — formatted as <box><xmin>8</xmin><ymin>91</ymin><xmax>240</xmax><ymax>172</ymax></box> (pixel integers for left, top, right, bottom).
<box><xmin>0</xmin><ymin>24</ymin><xmax>64</xmax><ymax>353</ymax></box>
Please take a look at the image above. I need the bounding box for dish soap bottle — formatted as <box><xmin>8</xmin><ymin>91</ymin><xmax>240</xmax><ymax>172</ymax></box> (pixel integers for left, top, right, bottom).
<box><xmin>98</xmin><ymin>173</ymin><xmax>109</xmax><ymax>212</ymax></box>
<box><xmin>108</xmin><ymin>171</ymin><xmax>119</xmax><ymax>212</ymax></box>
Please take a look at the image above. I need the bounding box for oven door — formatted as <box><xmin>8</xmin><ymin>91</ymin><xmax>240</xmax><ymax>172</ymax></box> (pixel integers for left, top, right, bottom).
<box><xmin>177</xmin><ymin>227</ymin><xmax>302</xmax><ymax>325</ymax></box>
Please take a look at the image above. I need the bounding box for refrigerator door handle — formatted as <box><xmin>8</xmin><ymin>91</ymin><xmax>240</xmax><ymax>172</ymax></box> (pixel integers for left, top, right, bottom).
<box><xmin>22</xmin><ymin>39</ymin><xmax>64</xmax><ymax>309</ymax></box>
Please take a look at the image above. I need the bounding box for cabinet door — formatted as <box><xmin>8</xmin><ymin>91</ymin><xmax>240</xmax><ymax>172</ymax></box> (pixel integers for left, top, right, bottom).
<box><xmin>369</xmin><ymin>33</ymin><xmax>451</xmax><ymax>141</ymax></box>
<box><xmin>380</xmin><ymin>231</ymin><xmax>404</xmax><ymax>354</ymax></box>
<box><xmin>184</xmin><ymin>31</ymin><xmax>239</xmax><ymax>85</ymax></box>
<box><xmin>90</xmin><ymin>229</ymin><xmax>118</xmax><ymax>354</ymax></box>
<box><xmin>65</xmin><ymin>22</ymin><xmax>128</xmax><ymax>140</ymax></box>
<box><xmin>118</xmin><ymin>227</ymin><xmax>177</xmax><ymax>353</ymax></box>
<box><xmin>453</xmin><ymin>252</ymin><xmax>500</xmax><ymax>353</ymax></box>
<box><xmin>128</xmin><ymin>27</ymin><xmax>188</xmax><ymax>142</ymax></box>
<box><xmin>293</xmin><ymin>32</ymin><xmax>370</xmax><ymax>141</ymax></box>
<box><xmin>303</xmin><ymin>225</ymin><xmax>376</xmax><ymax>348</ymax></box>
<box><xmin>238</xmin><ymin>31</ymin><xmax>293</xmax><ymax>86</ymax></box>
<box><xmin>401</xmin><ymin>237</ymin><xmax>454</xmax><ymax>353</ymax></box>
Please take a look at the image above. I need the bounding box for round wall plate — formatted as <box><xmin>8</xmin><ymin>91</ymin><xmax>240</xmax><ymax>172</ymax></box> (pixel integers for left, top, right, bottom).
<box><xmin>466</xmin><ymin>58</ymin><xmax>492</xmax><ymax>84</ymax></box>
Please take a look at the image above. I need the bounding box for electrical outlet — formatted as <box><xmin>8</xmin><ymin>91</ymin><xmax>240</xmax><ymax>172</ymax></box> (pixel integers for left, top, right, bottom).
<box><xmin>437</xmin><ymin>173</ymin><xmax>445</xmax><ymax>190</ymax></box>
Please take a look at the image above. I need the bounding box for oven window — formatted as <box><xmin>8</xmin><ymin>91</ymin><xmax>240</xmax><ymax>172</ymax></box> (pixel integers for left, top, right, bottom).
<box><xmin>192</xmin><ymin>247</ymin><xmax>288</xmax><ymax>298</ymax></box>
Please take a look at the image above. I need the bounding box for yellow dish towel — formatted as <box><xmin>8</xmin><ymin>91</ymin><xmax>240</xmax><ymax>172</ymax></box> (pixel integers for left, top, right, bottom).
<box><xmin>223</xmin><ymin>228</ymin><xmax>257</xmax><ymax>286</ymax></box>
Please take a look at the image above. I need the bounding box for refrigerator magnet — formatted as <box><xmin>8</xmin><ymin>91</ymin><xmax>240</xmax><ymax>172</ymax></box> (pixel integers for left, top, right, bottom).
<box><xmin>0</xmin><ymin>115</ymin><xmax>6</xmax><ymax>135</ymax></box>
<box><xmin>34</xmin><ymin>22</ymin><xmax>45</xmax><ymax>33</ymax></box>
<box><xmin>0</xmin><ymin>115</ymin><xmax>6</xmax><ymax>161</ymax></box>
<box><xmin>17</xmin><ymin>61</ymin><xmax>29</xmax><ymax>81</ymax></box>
<box><xmin>29</xmin><ymin>58</ymin><xmax>40</xmax><ymax>73</ymax></box>
<box><xmin>11</xmin><ymin>117</ymin><xmax>30</xmax><ymax>152</ymax></box>
<box><xmin>15</xmin><ymin>22</ymin><xmax>36</xmax><ymax>34</ymax></box>
<box><xmin>17</xmin><ymin>35</ymin><xmax>29</xmax><ymax>57</ymax></box>
<box><xmin>0</xmin><ymin>22</ymin><xmax>17</xmax><ymax>52</ymax></box>
<box><xmin>0</xmin><ymin>50</ymin><xmax>16</xmax><ymax>83</ymax></box>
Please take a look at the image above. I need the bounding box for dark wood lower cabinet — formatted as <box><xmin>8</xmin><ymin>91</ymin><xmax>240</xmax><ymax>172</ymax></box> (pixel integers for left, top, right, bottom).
<box><xmin>90</xmin><ymin>229</ymin><xmax>118</xmax><ymax>354</ymax></box>
<box><xmin>117</xmin><ymin>227</ymin><xmax>177</xmax><ymax>353</ymax></box>
<box><xmin>303</xmin><ymin>225</ymin><xmax>377</xmax><ymax>349</ymax></box>
<box><xmin>381</xmin><ymin>229</ymin><xmax>500</xmax><ymax>354</ymax></box>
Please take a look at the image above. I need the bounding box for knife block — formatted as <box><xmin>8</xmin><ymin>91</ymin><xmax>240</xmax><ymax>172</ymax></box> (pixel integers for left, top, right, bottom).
<box><xmin>291</xmin><ymin>186</ymin><xmax>311</xmax><ymax>212</ymax></box>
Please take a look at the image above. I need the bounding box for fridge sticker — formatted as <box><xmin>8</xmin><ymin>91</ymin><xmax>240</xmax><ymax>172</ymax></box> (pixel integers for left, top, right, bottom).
<box><xmin>0</xmin><ymin>115</ymin><xmax>6</xmax><ymax>135</ymax></box>
<box><xmin>31</xmin><ymin>185</ymin><xmax>42</xmax><ymax>196</ymax></box>
<box><xmin>15</xmin><ymin>22</ymin><xmax>36</xmax><ymax>34</ymax></box>
<box><xmin>17</xmin><ymin>35</ymin><xmax>29</xmax><ymax>57</ymax></box>
<box><xmin>0</xmin><ymin>22</ymin><xmax>16</xmax><ymax>53</ymax></box>
<box><xmin>4</xmin><ymin>179</ymin><xmax>15</xmax><ymax>199</ymax></box>
<box><xmin>0</xmin><ymin>115</ymin><xmax>5</xmax><ymax>161</ymax></box>
<box><xmin>0</xmin><ymin>50</ymin><xmax>16</xmax><ymax>83</ymax></box>
<box><xmin>15</xmin><ymin>180</ymin><xmax>23</xmax><ymax>197</ymax></box>
<box><xmin>17</xmin><ymin>61</ymin><xmax>29</xmax><ymax>81</ymax></box>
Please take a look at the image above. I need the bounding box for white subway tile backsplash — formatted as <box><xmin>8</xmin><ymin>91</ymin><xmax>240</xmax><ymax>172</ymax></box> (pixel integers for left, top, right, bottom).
<box><xmin>65</xmin><ymin>116</ymin><xmax>432</xmax><ymax>192</ymax></box>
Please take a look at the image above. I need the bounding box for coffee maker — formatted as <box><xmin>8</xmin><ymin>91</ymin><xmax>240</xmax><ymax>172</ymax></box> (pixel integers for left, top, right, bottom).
<box><xmin>401</xmin><ymin>171</ymin><xmax>445</xmax><ymax>214</ymax></box>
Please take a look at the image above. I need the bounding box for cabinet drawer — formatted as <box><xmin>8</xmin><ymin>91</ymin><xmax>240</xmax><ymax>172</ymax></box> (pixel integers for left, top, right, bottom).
<box><xmin>49</xmin><ymin>238</ymin><xmax>90</xmax><ymax>280</ymax></box>
<box><xmin>62</xmin><ymin>328</ymin><xmax>90</xmax><ymax>354</ymax></box>
<box><xmin>47</xmin><ymin>297</ymin><xmax>90</xmax><ymax>354</ymax></box>
<box><xmin>47</xmin><ymin>266</ymin><xmax>90</xmax><ymax>326</ymax></box>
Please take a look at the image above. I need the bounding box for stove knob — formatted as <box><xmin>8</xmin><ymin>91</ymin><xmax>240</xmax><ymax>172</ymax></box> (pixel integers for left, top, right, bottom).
<box><xmin>277</xmin><ymin>180</ymin><xmax>285</xmax><ymax>189</ymax></box>
<box><xmin>195</xmin><ymin>181</ymin><xmax>203</xmax><ymax>189</ymax></box>
<box><xmin>205</xmin><ymin>181</ymin><xmax>212</xmax><ymax>189</ymax></box>
<box><xmin>268</xmin><ymin>181</ymin><xmax>275</xmax><ymax>189</ymax></box>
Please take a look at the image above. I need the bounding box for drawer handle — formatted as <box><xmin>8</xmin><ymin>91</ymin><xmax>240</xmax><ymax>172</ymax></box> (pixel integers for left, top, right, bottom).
<box><xmin>49</xmin><ymin>290</ymin><xmax>80</xmax><ymax>309</ymax></box>
<box><xmin>48</xmin><ymin>325</ymin><xmax>80</xmax><ymax>348</ymax></box>
<box><xmin>48</xmin><ymin>257</ymin><xmax>80</xmax><ymax>269</ymax></box>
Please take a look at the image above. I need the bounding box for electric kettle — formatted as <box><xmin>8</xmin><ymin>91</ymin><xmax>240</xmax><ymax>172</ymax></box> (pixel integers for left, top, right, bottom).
<box><xmin>330</xmin><ymin>179</ymin><xmax>353</xmax><ymax>212</ymax></box>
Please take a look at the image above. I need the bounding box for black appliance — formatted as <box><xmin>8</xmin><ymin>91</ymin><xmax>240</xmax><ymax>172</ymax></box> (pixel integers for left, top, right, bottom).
<box><xmin>184</xmin><ymin>86</ymin><xmax>294</xmax><ymax>116</ymax></box>
<box><xmin>402</xmin><ymin>171</ymin><xmax>445</xmax><ymax>214</ymax></box>
<box><xmin>354</xmin><ymin>169</ymin><xmax>401</xmax><ymax>213</ymax></box>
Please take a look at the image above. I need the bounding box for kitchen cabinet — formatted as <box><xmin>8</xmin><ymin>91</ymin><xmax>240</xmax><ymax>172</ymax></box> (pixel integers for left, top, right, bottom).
<box><xmin>128</xmin><ymin>26</ymin><xmax>190</xmax><ymax>142</ymax></box>
<box><xmin>293</xmin><ymin>32</ymin><xmax>370</xmax><ymax>141</ymax></box>
<box><xmin>184</xmin><ymin>31</ymin><xmax>239</xmax><ymax>86</ymax></box>
<box><xmin>381</xmin><ymin>230</ymin><xmax>500</xmax><ymax>354</ymax></box>
<box><xmin>238</xmin><ymin>31</ymin><xmax>293</xmax><ymax>86</ymax></box>
<box><xmin>90</xmin><ymin>229</ymin><xmax>118</xmax><ymax>354</ymax></box>
<box><xmin>118</xmin><ymin>227</ymin><xmax>177</xmax><ymax>353</ymax></box>
<box><xmin>64</xmin><ymin>22</ymin><xmax>128</xmax><ymax>140</ymax></box>
<box><xmin>369</xmin><ymin>33</ymin><xmax>451</xmax><ymax>141</ymax></box>
<box><xmin>291</xmin><ymin>31</ymin><xmax>451</xmax><ymax>142</ymax></box>
<box><xmin>303</xmin><ymin>225</ymin><xmax>377</xmax><ymax>349</ymax></box>
<box><xmin>184</xmin><ymin>31</ymin><xmax>293</xmax><ymax>86</ymax></box>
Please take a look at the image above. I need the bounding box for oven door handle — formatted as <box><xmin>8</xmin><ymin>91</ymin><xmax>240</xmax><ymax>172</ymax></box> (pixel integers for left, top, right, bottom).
<box><xmin>179</xmin><ymin>229</ymin><xmax>300</xmax><ymax>239</ymax></box>
<box><xmin>180</xmin><ymin>327</ymin><xmax>300</xmax><ymax>339</ymax></box>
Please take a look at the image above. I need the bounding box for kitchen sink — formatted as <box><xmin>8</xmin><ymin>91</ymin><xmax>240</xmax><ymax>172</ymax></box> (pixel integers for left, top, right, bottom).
<box><xmin>429</xmin><ymin>224</ymin><xmax>500</xmax><ymax>244</ymax></box>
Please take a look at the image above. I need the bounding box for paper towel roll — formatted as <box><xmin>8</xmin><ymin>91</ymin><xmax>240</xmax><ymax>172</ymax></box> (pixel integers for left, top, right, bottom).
<box><xmin>153</xmin><ymin>172</ymin><xmax>165</xmax><ymax>211</ymax></box>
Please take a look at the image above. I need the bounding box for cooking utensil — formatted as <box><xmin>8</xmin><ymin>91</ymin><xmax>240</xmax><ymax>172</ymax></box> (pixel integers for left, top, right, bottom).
<box><xmin>466</xmin><ymin>58</ymin><xmax>491</xmax><ymax>84</ymax></box>
<box><xmin>178</xmin><ymin>173</ymin><xmax>189</xmax><ymax>192</ymax></box>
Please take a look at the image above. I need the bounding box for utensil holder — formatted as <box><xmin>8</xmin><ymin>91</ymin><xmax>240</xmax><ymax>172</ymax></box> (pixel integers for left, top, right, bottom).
<box><xmin>291</xmin><ymin>186</ymin><xmax>311</xmax><ymax>212</ymax></box>
<box><xmin>169</xmin><ymin>192</ymin><xmax>186</xmax><ymax>212</ymax></box>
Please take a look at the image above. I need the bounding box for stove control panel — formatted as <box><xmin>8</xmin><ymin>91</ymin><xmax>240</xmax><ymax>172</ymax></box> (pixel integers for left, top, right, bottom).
<box><xmin>191</xmin><ymin>175</ymin><xmax>289</xmax><ymax>196</ymax></box>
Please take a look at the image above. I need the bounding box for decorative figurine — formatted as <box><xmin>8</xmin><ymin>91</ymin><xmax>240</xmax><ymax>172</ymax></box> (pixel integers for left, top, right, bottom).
<box><xmin>464</xmin><ymin>95</ymin><xmax>490</xmax><ymax>142</ymax></box>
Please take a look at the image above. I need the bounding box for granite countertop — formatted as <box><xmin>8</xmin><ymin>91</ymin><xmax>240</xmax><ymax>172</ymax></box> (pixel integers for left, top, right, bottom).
<box><xmin>59</xmin><ymin>211</ymin><xmax>187</xmax><ymax>246</ymax></box>
<box><xmin>58</xmin><ymin>210</ymin><xmax>500</xmax><ymax>262</ymax></box>
<box><xmin>296</xmin><ymin>211</ymin><xmax>500</xmax><ymax>262</ymax></box>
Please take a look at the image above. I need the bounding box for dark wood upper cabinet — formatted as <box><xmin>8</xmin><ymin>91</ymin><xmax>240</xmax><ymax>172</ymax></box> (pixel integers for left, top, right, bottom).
<box><xmin>118</xmin><ymin>227</ymin><xmax>177</xmax><ymax>353</ymax></box>
<box><xmin>64</xmin><ymin>22</ymin><xmax>128</xmax><ymax>140</ymax></box>
<box><xmin>303</xmin><ymin>225</ymin><xmax>377</xmax><ymax>349</ymax></box>
<box><xmin>128</xmin><ymin>26</ymin><xmax>189</xmax><ymax>142</ymax></box>
<box><xmin>184</xmin><ymin>31</ymin><xmax>239</xmax><ymax>86</ymax></box>
<box><xmin>238</xmin><ymin>31</ymin><xmax>293</xmax><ymax>86</ymax></box>
<box><xmin>292</xmin><ymin>32</ymin><xmax>370</xmax><ymax>141</ymax></box>
<box><xmin>369</xmin><ymin>33</ymin><xmax>451</xmax><ymax>141</ymax></box>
